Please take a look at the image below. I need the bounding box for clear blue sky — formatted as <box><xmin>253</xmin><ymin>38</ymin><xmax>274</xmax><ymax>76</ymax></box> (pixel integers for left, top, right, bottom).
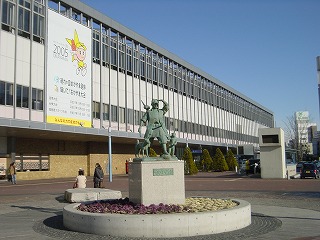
<box><xmin>82</xmin><ymin>0</ymin><xmax>320</xmax><ymax>129</ymax></box>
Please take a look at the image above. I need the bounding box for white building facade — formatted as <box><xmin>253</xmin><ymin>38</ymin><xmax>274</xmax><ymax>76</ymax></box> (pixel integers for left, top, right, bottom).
<box><xmin>0</xmin><ymin>0</ymin><xmax>274</xmax><ymax>179</ymax></box>
<box><xmin>295</xmin><ymin>111</ymin><xmax>317</xmax><ymax>157</ymax></box>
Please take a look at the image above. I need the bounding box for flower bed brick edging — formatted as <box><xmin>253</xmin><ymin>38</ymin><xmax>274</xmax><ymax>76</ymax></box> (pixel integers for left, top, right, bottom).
<box><xmin>63</xmin><ymin>199</ymin><xmax>251</xmax><ymax>238</ymax></box>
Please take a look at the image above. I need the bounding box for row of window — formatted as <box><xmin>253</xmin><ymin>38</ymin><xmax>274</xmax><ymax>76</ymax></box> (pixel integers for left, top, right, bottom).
<box><xmin>92</xmin><ymin>34</ymin><xmax>272</xmax><ymax>126</ymax></box>
<box><xmin>92</xmin><ymin>101</ymin><xmax>258</xmax><ymax>143</ymax></box>
<box><xmin>0</xmin><ymin>80</ymin><xmax>43</xmax><ymax>110</ymax></box>
<box><xmin>1</xmin><ymin>0</ymin><xmax>45</xmax><ymax>43</ymax></box>
<box><xmin>14</xmin><ymin>154</ymin><xmax>49</xmax><ymax>172</ymax></box>
<box><xmin>0</xmin><ymin>77</ymin><xmax>255</xmax><ymax>142</ymax></box>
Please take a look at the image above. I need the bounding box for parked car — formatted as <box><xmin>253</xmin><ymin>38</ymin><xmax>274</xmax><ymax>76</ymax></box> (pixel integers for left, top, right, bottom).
<box><xmin>296</xmin><ymin>161</ymin><xmax>306</xmax><ymax>173</ymax></box>
<box><xmin>313</xmin><ymin>160</ymin><xmax>320</xmax><ymax>170</ymax></box>
<box><xmin>0</xmin><ymin>166</ymin><xmax>6</xmax><ymax>179</ymax></box>
<box><xmin>300</xmin><ymin>163</ymin><xmax>319</xmax><ymax>179</ymax></box>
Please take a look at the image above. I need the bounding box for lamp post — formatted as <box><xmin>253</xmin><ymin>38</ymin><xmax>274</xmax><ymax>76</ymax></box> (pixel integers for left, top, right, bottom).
<box><xmin>108</xmin><ymin>127</ymin><xmax>112</xmax><ymax>182</ymax></box>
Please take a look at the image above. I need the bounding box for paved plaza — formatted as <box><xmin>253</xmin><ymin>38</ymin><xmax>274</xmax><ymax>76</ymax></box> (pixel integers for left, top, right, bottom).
<box><xmin>0</xmin><ymin>172</ymin><xmax>319</xmax><ymax>240</ymax></box>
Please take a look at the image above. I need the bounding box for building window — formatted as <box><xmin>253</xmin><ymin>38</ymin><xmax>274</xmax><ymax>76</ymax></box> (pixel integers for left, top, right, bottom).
<box><xmin>0</xmin><ymin>81</ymin><xmax>13</xmax><ymax>106</ymax></box>
<box><xmin>110</xmin><ymin>30</ymin><xmax>117</xmax><ymax>67</ymax></box>
<box><xmin>140</xmin><ymin>50</ymin><xmax>145</xmax><ymax>76</ymax></box>
<box><xmin>133</xmin><ymin>45</ymin><xmax>139</xmax><ymax>75</ymax></box>
<box><xmin>102</xmin><ymin>103</ymin><xmax>109</xmax><ymax>120</ymax></box>
<box><xmin>18</xmin><ymin>0</ymin><xmax>31</xmax><ymax>38</ymax></box>
<box><xmin>81</xmin><ymin>14</ymin><xmax>88</xmax><ymax>26</ymax></box>
<box><xmin>119</xmin><ymin>107</ymin><xmax>125</xmax><ymax>123</ymax></box>
<box><xmin>134</xmin><ymin>110</ymin><xmax>140</xmax><ymax>125</ymax></box>
<box><xmin>92</xmin><ymin>101</ymin><xmax>100</xmax><ymax>119</ymax></box>
<box><xmin>102</xmin><ymin>27</ymin><xmax>109</xmax><ymax>66</ymax></box>
<box><xmin>16</xmin><ymin>84</ymin><xmax>29</xmax><ymax>108</ymax></box>
<box><xmin>118</xmin><ymin>35</ymin><xmax>125</xmax><ymax>70</ymax></box>
<box><xmin>33</xmin><ymin>13</ymin><xmax>44</xmax><ymax>42</ymax></box>
<box><xmin>126</xmin><ymin>39</ymin><xmax>132</xmax><ymax>72</ymax></box>
<box><xmin>32</xmin><ymin>88</ymin><xmax>43</xmax><ymax>110</ymax></box>
<box><xmin>33</xmin><ymin>1</ymin><xmax>45</xmax><ymax>43</ymax></box>
<box><xmin>1</xmin><ymin>0</ymin><xmax>16</xmax><ymax>32</ymax></box>
<box><xmin>71</xmin><ymin>10</ymin><xmax>81</xmax><ymax>23</ymax></box>
<box><xmin>92</xmin><ymin>21</ymin><xmax>100</xmax><ymax>63</ymax></box>
<box><xmin>48</xmin><ymin>0</ymin><xmax>58</xmax><ymax>11</ymax></box>
<box><xmin>92</xmin><ymin>30</ymin><xmax>100</xmax><ymax>62</ymax></box>
<box><xmin>127</xmin><ymin>109</ymin><xmax>133</xmax><ymax>125</ymax></box>
<box><xmin>111</xmin><ymin>105</ymin><xmax>118</xmax><ymax>122</ymax></box>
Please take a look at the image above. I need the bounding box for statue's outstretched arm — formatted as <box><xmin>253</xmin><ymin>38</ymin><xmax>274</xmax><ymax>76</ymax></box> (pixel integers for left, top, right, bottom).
<box><xmin>160</xmin><ymin>100</ymin><xmax>169</xmax><ymax>113</ymax></box>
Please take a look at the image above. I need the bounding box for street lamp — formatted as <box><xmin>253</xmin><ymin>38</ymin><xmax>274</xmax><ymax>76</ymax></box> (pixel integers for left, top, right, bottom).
<box><xmin>108</xmin><ymin>127</ymin><xmax>112</xmax><ymax>182</ymax></box>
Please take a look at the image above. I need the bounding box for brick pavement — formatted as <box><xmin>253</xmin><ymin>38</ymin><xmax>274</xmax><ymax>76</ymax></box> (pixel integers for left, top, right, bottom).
<box><xmin>0</xmin><ymin>172</ymin><xmax>319</xmax><ymax>239</ymax></box>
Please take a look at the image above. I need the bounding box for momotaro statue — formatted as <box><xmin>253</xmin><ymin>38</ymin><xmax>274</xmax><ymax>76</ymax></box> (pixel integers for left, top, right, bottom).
<box><xmin>138</xmin><ymin>99</ymin><xmax>171</xmax><ymax>157</ymax></box>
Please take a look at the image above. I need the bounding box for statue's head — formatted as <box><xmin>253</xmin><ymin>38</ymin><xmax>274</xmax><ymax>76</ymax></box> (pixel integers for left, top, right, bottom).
<box><xmin>151</xmin><ymin>99</ymin><xmax>159</xmax><ymax>108</ymax></box>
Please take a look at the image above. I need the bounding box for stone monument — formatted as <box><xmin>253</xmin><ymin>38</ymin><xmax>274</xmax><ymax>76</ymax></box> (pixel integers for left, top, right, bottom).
<box><xmin>129</xmin><ymin>99</ymin><xmax>185</xmax><ymax>205</ymax></box>
<box><xmin>258</xmin><ymin>128</ymin><xmax>286</xmax><ymax>178</ymax></box>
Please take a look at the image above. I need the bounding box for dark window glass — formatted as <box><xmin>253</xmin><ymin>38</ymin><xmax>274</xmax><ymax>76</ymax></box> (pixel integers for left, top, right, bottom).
<box><xmin>111</xmin><ymin>105</ymin><xmax>118</xmax><ymax>122</ymax></box>
<box><xmin>16</xmin><ymin>85</ymin><xmax>29</xmax><ymax>108</ymax></box>
<box><xmin>103</xmin><ymin>103</ymin><xmax>109</xmax><ymax>120</ymax></box>
<box><xmin>2</xmin><ymin>0</ymin><xmax>15</xmax><ymax>29</ymax></box>
<box><xmin>134</xmin><ymin>110</ymin><xmax>140</xmax><ymax>125</ymax></box>
<box><xmin>6</xmin><ymin>83</ymin><xmax>13</xmax><ymax>105</ymax></box>
<box><xmin>92</xmin><ymin>101</ymin><xmax>100</xmax><ymax>119</ymax></box>
<box><xmin>32</xmin><ymin>88</ymin><xmax>43</xmax><ymax>110</ymax></box>
<box><xmin>22</xmin><ymin>86</ymin><xmax>29</xmax><ymax>108</ymax></box>
<box><xmin>0</xmin><ymin>81</ymin><xmax>5</xmax><ymax>105</ymax></box>
<box><xmin>16</xmin><ymin>85</ymin><xmax>22</xmax><ymax>107</ymax></box>
<box><xmin>111</xmin><ymin>48</ymin><xmax>117</xmax><ymax>66</ymax></box>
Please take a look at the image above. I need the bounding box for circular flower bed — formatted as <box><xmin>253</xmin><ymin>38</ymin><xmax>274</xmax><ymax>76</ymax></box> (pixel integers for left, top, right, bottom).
<box><xmin>77</xmin><ymin>197</ymin><xmax>238</xmax><ymax>214</ymax></box>
<box><xmin>64</xmin><ymin>198</ymin><xmax>251</xmax><ymax>237</ymax></box>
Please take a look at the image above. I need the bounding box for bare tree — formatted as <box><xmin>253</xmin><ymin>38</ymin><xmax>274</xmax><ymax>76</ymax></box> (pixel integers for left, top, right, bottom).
<box><xmin>283</xmin><ymin>112</ymin><xmax>312</xmax><ymax>161</ymax></box>
<box><xmin>283</xmin><ymin>114</ymin><xmax>296</xmax><ymax>146</ymax></box>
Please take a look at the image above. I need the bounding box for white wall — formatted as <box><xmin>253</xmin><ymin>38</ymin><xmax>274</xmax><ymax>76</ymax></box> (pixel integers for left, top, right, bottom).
<box><xmin>0</xmin><ymin>31</ymin><xmax>15</xmax><ymax>83</ymax></box>
<box><xmin>259</xmin><ymin>128</ymin><xmax>286</xmax><ymax>179</ymax></box>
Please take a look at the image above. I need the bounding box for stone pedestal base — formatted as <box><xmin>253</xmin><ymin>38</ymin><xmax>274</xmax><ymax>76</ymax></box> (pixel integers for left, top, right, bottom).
<box><xmin>64</xmin><ymin>188</ymin><xmax>122</xmax><ymax>203</ymax></box>
<box><xmin>129</xmin><ymin>160</ymin><xmax>185</xmax><ymax>205</ymax></box>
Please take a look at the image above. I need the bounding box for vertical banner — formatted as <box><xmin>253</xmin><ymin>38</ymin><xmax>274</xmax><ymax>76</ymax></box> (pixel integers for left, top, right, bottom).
<box><xmin>47</xmin><ymin>10</ymin><xmax>92</xmax><ymax>127</ymax></box>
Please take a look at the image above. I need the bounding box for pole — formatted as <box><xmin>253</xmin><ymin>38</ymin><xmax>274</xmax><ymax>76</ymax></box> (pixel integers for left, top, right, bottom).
<box><xmin>108</xmin><ymin>127</ymin><xmax>112</xmax><ymax>182</ymax></box>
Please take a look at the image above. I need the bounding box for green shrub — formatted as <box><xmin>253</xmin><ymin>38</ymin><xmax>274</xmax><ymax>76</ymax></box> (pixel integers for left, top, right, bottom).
<box><xmin>226</xmin><ymin>149</ymin><xmax>238</xmax><ymax>171</ymax></box>
<box><xmin>195</xmin><ymin>160</ymin><xmax>203</xmax><ymax>171</ymax></box>
<box><xmin>213</xmin><ymin>148</ymin><xmax>228</xmax><ymax>171</ymax></box>
<box><xmin>201</xmin><ymin>149</ymin><xmax>213</xmax><ymax>171</ymax></box>
<box><xmin>182</xmin><ymin>147</ymin><xmax>198</xmax><ymax>175</ymax></box>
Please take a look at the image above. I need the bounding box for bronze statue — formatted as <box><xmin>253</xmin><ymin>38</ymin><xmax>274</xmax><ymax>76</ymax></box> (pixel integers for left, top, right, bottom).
<box><xmin>138</xmin><ymin>99</ymin><xmax>171</xmax><ymax>158</ymax></box>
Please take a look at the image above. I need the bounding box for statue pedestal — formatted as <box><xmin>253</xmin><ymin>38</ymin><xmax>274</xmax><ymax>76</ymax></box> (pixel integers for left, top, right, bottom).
<box><xmin>128</xmin><ymin>159</ymin><xmax>185</xmax><ymax>205</ymax></box>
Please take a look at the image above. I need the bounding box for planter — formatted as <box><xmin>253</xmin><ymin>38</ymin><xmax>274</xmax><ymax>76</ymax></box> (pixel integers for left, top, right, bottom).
<box><xmin>63</xmin><ymin>199</ymin><xmax>251</xmax><ymax>238</ymax></box>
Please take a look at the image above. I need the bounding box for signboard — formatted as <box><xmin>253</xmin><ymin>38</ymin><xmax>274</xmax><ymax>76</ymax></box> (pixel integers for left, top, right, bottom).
<box><xmin>47</xmin><ymin>9</ymin><xmax>92</xmax><ymax>127</ymax></box>
<box><xmin>153</xmin><ymin>168</ymin><xmax>174</xmax><ymax>176</ymax></box>
<box><xmin>296</xmin><ymin>111</ymin><xmax>309</xmax><ymax>121</ymax></box>
<box><xmin>191</xmin><ymin>149</ymin><xmax>202</xmax><ymax>154</ymax></box>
